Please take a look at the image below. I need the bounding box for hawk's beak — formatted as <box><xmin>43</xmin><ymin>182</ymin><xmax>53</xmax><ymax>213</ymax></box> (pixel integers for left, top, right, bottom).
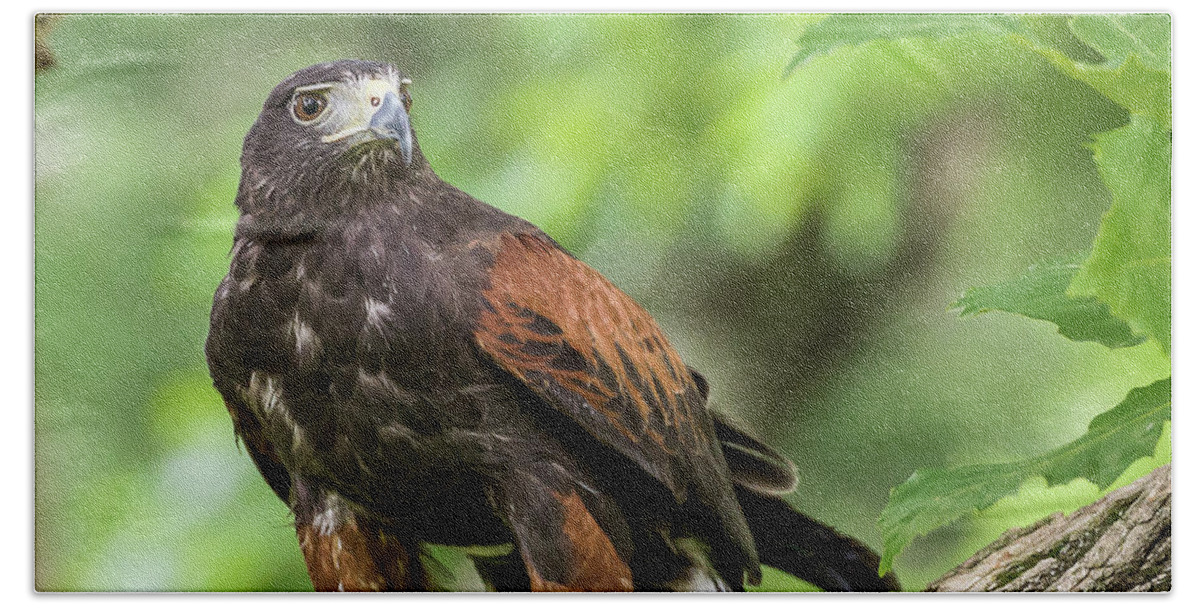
<box><xmin>369</xmin><ymin>91</ymin><xmax>413</xmax><ymax>166</ymax></box>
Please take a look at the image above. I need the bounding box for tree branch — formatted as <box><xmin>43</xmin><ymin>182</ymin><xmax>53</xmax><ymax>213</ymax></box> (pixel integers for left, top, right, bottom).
<box><xmin>927</xmin><ymin>465</ymin><xmax>1170</xmax><ymax>592</ymax></box>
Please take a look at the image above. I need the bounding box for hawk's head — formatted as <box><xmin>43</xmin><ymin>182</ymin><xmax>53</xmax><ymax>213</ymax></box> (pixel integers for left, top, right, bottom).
<box><xmin>240</xmin><ymin>60</ymin><xmax>422</xmax><ymax>206</ymax></box>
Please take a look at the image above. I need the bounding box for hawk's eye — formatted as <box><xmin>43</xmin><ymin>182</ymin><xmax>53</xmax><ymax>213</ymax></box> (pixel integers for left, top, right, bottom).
<box><xmin>293</xmin><ymin>92</ymin><xmax>327</xmax><ymax>122</ymax></box>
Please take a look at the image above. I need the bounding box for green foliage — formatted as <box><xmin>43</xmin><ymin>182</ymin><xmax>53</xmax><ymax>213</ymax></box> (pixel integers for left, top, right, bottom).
<box><xmin>953</xmin><ymin>259</ymin><xmax>1143</xmax><ymax>348</ymax></box>
<box><xmin>791</xmin><ymin>14</ymin><xmax>1171</xmax><ymax>126</ymax></box>
<box><xmin>787</xmin><ymin>13</ymin><xmax>1171</xmax><ymax>577</ymax></box>
<box><xmin>1035</xmin><ymin>52</ymin><xmax>1170</xmax><ymax>127</ymax></box>
<box><xmin>1070</xmin><ymin>116</ymin><xmax>1172</xmax><ymax>353</ymax></box>
<box><xmin>749</xmin><ymin>567</ymin><xmax>821</xmax><ymax>592</ymax></box>
<box><xmin>788</xmin><ymin>14</ymin><xmax>1017</xmax><ymax>72</ymax></box>
<box><xmin>877</xmin><ymin>379</ymin><xmax>1170</xmax><ymax>574</ymax></box>
<box><xmin>1026</xmin><ymin>15</ymin><xmax>1170</xmax><ymax>126</ymax></box>
<box><xmin>1068</xmin><ymin>14</ymin><xmax>1170</xmax><ymax>71</ymax></box>
<box><xmin>788</xmin><ymin>13</ymin><xmax>1115</xmax><ymax>73</ymax></box>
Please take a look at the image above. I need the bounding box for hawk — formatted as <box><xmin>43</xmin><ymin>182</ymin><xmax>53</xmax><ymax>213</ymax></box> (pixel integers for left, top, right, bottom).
<box><xmin>206</xmin><ymin>60</ymin><xmax>898</xmax><ymax>592</ymax></box>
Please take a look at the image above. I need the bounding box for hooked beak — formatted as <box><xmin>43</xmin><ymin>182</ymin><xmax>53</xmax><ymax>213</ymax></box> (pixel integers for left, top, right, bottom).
<box><xmin>368</xmin><ymin>91</ymin><xmax>413</xmax><ymax>166</ymax></box>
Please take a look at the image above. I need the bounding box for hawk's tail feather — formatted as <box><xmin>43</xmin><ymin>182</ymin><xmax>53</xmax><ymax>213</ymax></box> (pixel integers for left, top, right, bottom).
<box><xmin>734</xmin><ymin>487</ymin><xmax>900</xmax><ymax>592</ymax></box>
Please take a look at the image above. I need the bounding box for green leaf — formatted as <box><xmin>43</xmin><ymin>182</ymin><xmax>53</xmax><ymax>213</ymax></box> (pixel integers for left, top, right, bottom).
<box><xmin>1069</xmin><ymin>115</ymin><xmax>1171</xmax><ymax>353</ymax></box>
<box><xmin>1031</xmin><ymin>50</ymin><xmax>1170</xmax><ymax>126</ymax></box>
<box><xmin>953</xmin><ymin>259</ymin><xmax>1144</xmax><ymax>348</ymax></box>
<box><xmin>1040</xmin><ymin>379</ymin><xmax>1171</xmax><ymax>487</ymax></box>
<box><xmin>788</xmin><ymin>14</ymin><xmax>1170</xmax><ymax>124</ymax></box>
<box><xmin>788</xmin><ymin>14</ymin><xmax>1101</xmax><ymax>75</ymax></box>
<box><xmin>877</xmin><ymin>378</ymin><xmax>1170</xmax><ymax>575</ymax></box>
<box><xmin>1069</xmin><ymin>14</ymin><xmax>1170</xmax><ymax>71</ymax></box>
<box><xmin>788</xmin><ymin>14</ymin><xmax>1022</xmax><ymax>72</ymax></box>
<box><xmin>1022</xmin><ymin>15</ymin><xmax>1170</xmax><ymax>124</ymax></box>
<box><xmin>878</xmin><ymin>463</ymin><xmax>1018</xmax><ymax>577</ymax></box>
<box><xmin>748</xmin><ymin>566</ymin><xmax>822</xmax><ymax>592</ymax></box>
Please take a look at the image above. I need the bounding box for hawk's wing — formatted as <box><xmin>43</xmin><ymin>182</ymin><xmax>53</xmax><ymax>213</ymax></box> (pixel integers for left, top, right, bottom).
<box><xmin>475</xmin><ymin>232</ymin><xmax>721</xmax><ymax>500</ymax></box>
<box><xmin>474</xmin><ymin>232</ymin><xmax>760</xmax><ymax>585</ymax></box>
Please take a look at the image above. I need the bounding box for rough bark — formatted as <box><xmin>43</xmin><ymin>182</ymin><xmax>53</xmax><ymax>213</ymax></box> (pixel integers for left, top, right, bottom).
<box><xmin>927</xmin><ymin>465</ymin><xmax>1170</xmax><ymax>592</ymax></box>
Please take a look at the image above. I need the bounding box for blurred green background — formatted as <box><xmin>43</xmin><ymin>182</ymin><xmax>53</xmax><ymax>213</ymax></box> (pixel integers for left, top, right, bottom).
<box><xmin>34</xmin><ymin>14</ymin><xmax>1169</xmax><ymax>591</ymax></box>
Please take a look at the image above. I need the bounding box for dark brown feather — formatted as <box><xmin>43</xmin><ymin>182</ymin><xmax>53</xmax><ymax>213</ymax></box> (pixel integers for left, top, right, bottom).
<box><xmin>710</xmin><ymin>412</ymin><xmax>799</xmax><ymax>495</ymax></box>
<box><xmin>220</xmin><ymin>395</ymin><xmax>292</xmax><ymax>503</ymax></box>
